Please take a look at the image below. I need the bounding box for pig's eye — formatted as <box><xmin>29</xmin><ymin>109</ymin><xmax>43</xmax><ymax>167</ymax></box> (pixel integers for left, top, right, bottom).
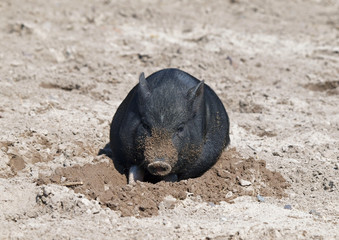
<box><xmin>177</xmin><ymin>125</ymin><xmax>184</xmax><ymax>133</ymax></box>
<box><xmin>141</xmin><ymin>122</ymin><xmax>151</xmax><ymax>132</ymax></box>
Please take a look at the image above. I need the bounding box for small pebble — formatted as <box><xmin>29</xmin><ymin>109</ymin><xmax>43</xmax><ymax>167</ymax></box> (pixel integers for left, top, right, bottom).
<box><xmin>284</xmin><ymin>204</ymin><xmax>292</xmax><ymax>210</ymax></box>
<box><xmin>272</xmin><ymin>152</ymin><xmax>281</xmax><ymax>157</ymax></box>
<box><xmin>161</xmin><ymin>195</ymin><xmax>177</xmax><ymax>209</ymax></box>
<box><xmin>41</xmin><ymin>129</ymin><xmax>49</xmax><ymax>135</ymax></box>
<box><xmin>239</xmin><ymin>178</ymin><xmax>252</xmax><ymax>186</ymax></box>
<box><xmin>257</xmin><ymin>194</ymin><xmax>265</xmax><ymax>202</ymax></box>
<box><xmin>225</xmin><ymin>191</ymin><xmax>233</xmax><ymax>198</ymax></box>
<box><xmin>309</xmin><ymin>210</ymin><xmax>321</xmax><ymax>216</ymax></box>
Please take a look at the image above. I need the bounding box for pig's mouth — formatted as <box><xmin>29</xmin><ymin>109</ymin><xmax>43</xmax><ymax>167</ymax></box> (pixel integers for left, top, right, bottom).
<box><xmin>147</xmin><ymin>161</ymin><xmax>172</xmax><ymax>176</ymax></box>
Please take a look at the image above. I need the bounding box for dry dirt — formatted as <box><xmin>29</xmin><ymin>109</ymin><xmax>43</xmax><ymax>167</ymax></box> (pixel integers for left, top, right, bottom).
<box><xmin>37</xmin><ymin>148</ymin><xmax>289</xmax><ymax>218</ymax></box>
<box><xmin>0</xmin><ymin>0</ymin><xmax>338</xmax><ymax>239</ymax></box>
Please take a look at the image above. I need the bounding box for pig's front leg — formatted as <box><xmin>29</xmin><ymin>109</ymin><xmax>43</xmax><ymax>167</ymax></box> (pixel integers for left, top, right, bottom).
<box><xmin>128</xmin><ymin>165</ymin><xmax>144</xmax><ymax>184</ymax></box>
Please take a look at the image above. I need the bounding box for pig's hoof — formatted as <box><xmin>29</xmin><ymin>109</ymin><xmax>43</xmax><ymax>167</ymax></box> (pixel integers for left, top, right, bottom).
<box><xmin>147</xmin><ymin>162</ymin><xmax>172</xmax><ymax>176</ymax></box>
<box><xmin>128</xmin><ymin>165</ymin><xmax>144</xmax><ymax>184</ymax></box>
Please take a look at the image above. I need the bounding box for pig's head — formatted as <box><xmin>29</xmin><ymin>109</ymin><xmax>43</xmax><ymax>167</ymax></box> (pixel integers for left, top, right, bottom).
<box><xmin>136</xmin><ymin>71</ymin><xmax>205</xmax><ymax>177</ymax></box>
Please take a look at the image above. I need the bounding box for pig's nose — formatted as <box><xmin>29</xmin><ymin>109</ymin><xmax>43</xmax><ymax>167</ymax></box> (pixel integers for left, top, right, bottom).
<box><xmin>147</xmin><ymin>161</ymin><xmax>171</xmax><ymax>176</ymax></box>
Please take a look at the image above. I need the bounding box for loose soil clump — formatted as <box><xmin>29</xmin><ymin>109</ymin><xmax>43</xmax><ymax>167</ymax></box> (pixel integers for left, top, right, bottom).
<box><xmin>38</xmin><ymin>148</ymin><xmax>289</xmax><ymax>217</ymax></box>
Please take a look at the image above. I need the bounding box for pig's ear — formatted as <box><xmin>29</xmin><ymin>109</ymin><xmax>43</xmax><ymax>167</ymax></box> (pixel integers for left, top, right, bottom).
<box><xmin>187</xmin><ymin>81</ymin><xmax>204</xmax><ymax>111</ymax></box>
<box><xmin>138</xmin><ymin>72</ymin><xmax>151</xmax><ymax>100</ymax></box>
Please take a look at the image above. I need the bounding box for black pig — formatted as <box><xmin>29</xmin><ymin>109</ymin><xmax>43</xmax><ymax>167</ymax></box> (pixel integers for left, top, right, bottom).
<box><xmin>110</xmin><ymin>68</ymin><xmax>230</xmax><ymax>183</ymax></box>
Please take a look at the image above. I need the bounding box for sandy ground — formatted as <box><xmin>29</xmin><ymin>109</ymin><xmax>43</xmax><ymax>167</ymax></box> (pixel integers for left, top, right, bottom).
<box><xmin>0</xmin><ymin>0</ymin><xmax>338</xmax><ymax>239</ymax></box>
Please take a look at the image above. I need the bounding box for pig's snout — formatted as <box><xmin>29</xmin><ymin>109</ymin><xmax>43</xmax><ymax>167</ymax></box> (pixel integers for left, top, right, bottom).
<box><xmin>147</xmin><ymin>161</ymin><xmax>172</xmax><ymax>176</ymax></box>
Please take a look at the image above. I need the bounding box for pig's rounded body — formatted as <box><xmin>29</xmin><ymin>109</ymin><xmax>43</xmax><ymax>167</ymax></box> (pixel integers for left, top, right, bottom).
<box><xmin>110</xmin><ymin>68</ymin><xmax>230</xmax><ymax>183</ymax></box>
